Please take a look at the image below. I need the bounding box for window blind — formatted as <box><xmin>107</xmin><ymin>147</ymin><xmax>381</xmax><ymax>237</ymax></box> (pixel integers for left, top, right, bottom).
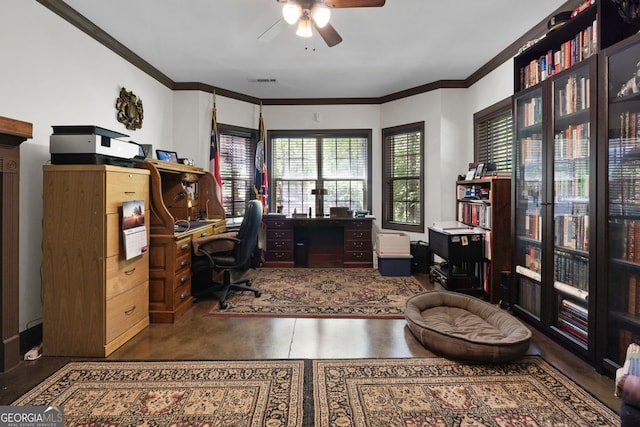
<box><xmin>218</xmin><ymin>125</ymin><xmax>257</xmax><ymax>217</ymax></box>
<box><xmin>382</xmin><ymin>122</ymin><xmax>424</xmax><ymax>232</ymax></box>
<box><xmin>475</xmin><ymin>98</ymin><xmax>513</xmax><ymax>172</ymax></box>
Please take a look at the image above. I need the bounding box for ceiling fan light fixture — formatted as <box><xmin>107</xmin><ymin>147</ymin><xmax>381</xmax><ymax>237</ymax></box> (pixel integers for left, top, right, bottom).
<box><xmin>311</xmin><ymin>4</ymin><xmax>331</xmax><ymax>28</ymax></box>
<box><xmin>296</xmin><ymin>16</ymin><xmax>313</xmax><ymax>37</ymax></box>
<box><xmin>283</xmin><ymin>3</ymin><xmax>302</xmax><ymax>25</ymax></box>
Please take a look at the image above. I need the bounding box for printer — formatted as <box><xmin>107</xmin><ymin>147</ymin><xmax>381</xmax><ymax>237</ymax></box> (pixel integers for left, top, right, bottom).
<box><xmin>50</xmin><ymin>125</ymin><xmax>143</xmax><ymax>166</ymax></box>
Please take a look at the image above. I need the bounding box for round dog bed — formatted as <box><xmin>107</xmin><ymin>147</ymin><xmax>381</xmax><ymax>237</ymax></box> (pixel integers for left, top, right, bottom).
<box><xmin>405</xmin><ymin>291</ymin><xmax>531</xmax><ymax>363</ymax></box>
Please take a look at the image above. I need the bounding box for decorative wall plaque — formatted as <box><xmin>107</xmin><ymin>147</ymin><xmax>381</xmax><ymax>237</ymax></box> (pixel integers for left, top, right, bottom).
<box><xmin>116</xmin><ymin>87</ymin><xmax>144</xmax><ymax>130</ymax></box>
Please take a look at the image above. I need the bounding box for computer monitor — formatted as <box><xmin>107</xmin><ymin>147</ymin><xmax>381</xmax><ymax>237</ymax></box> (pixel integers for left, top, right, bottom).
<box><xmin>156</xmin><ymin>149</ymin><xmax>178</xmax><ymax>162</ymax></box>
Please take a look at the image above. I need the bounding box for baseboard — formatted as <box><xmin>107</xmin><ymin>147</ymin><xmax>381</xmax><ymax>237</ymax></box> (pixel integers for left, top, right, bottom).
<box><xmin>20</xmin><ymin>323</ymin><xmax>42</xmax><ymax>356</ymax></box>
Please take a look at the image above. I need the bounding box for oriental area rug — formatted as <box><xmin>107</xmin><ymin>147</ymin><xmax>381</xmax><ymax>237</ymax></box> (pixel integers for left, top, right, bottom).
<box><xmin>13</xmin><ymin>357</ymin><xmax>618</xmax><ymax>427</ymax></box>
<box><xmin>12</xmin><ymin>360</ymin><xmax>305</xmax><ymax>427</ymax></box>
<box><xmin>312</xmin><ymin>356</ymin><xmax>619</xmax><ymax>427</ymax></box>
<box><xmin>204</xmin><ymin>268</ymin><xmax>427</xmax><ymax>318</ymax></box>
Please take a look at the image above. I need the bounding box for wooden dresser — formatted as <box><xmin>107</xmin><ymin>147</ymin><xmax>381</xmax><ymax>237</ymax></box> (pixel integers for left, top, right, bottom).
<box><xmin>42</xmin><ymin>165</ymin><xmax>150</xmax><ymax>357</ymax></box>
<box><xmin>262</xmin><ymin>217</ymin><xmax>374</xmax><ymax>268</ymax></box>
<box><xmin>137</xmin><ymin>160</ymin><xmax>225</xmax><ymax>322</ymax></box>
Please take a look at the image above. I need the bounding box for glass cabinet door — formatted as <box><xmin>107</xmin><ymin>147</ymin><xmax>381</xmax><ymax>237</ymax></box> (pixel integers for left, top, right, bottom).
<box><xmin>551</xmin><ymin>63</ymin><xmax>591</xmax><ymax>348</ymax></box>
<box><xmin>604</xmin><ymin>38</ymin><xmax>640</xmax><ymax>369</ymax></box>
<box><xmin>514</xmin><ymin>87</ymin><xmax>544</xmax><ymax>320</ymax></box>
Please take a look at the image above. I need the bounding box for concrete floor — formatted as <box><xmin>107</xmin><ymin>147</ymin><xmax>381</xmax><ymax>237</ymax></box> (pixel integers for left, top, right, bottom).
<box><xmin>0</xmin><ymin>273</ymin><xmax>621</xmax><ymax>413</ymax></box>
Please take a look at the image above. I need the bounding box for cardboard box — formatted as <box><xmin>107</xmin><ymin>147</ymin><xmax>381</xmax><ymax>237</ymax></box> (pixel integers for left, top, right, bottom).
<box><xmin>376</xmin><ymin>232</ymin><xmax>410</xmax><ymax>256</ymax></box>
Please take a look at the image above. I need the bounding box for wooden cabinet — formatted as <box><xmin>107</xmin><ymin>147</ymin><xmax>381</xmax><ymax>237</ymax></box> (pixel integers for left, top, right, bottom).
<box><xmin>262</xmin><ymin>217</ymin><xmax>373</xmax><ymax>268</ymax></box>
<box><xmin>137</xmin><ymin>159</ymin><xmax>225</xmax><ymax>323</ymax></box>
<box><xmin>597</xmin><ymin>32</ymin><xmax>640</xmax><ymax>374</ymax></box>
<box><xmin>511</xmin><ymin>0</ymin><xmax>639</xmax><ymax>365</ymax></box>
<box><xmin>455</xmin><ymin>177</ymin><xmax>511</xmax><ymax>303</ymax></box>
<box><xmin>42</xmin><ymin>165</ymin><xmax>150</xmax><ymax>357</ymax></box>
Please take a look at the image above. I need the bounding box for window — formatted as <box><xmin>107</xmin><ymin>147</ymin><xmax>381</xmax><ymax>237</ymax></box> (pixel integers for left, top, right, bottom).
<box><xmin>382</xmin><ymin>122</ymin><xmax>424</xmax><ymax>233</ymax></box>
<box><xmin>269</xmin><ymin>130</ymin><xmax>372</xmax><ymax>216</ymax></box>
<box><xmin>218</xmin><ymin>124</ymin><xmax>257</xmax><ymax>217</ymax></box>
<box><xmin>474</xmin><ymin>97</ymin><xmax>513</xmax><ymax>172</ymax></box>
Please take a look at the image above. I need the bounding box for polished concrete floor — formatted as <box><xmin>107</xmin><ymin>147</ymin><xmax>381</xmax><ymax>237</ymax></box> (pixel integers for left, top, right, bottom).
<box><xmin>0</xmin><ymin>272</ymin><xmax>621</xmax><ymax>414</ymax></box>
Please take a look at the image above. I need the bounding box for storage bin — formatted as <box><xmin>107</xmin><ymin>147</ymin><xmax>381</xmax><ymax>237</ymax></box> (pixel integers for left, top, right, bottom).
<box><xmin>376</xmin><ymin>232</ymin><xmax>410</xmax><ymax>256</ymax></box>
<box><xmin>377</xmin><ymin>254</ymin><xmax>413</xmax><ymax>276</ymax></box>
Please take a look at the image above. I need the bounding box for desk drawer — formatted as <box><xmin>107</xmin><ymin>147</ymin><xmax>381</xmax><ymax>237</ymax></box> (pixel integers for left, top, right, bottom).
<box><xmin>268</xmin><ymin>229</ymin><xmax>293</xmax><ymax>241</ymax></box>
<box><xmin>267</xmin><ymin>239</ymin><xmax>294</xmax><ymax>251</ymax></box>
<box><xmin>175</xmin><ymin>237</ymin><xmax>192</xmax><ymax>257</ymax></box>
<box><xmin>106</xmin><ymin>281</ymin><xmax>149</xmax><ymax>343</ymax></box>
<box><xmin>345</xmin><ymin>240</ymin><xmax>371</xmax><ymax>251</ymax></box>
<box><xmin>265</xmin><ymin>250</ymin><xmax>293</xmax><ymax>262</ymax></box>
<box><xmin>264</xmin><ymin>219</ymin><xmax>292</xmax><ymax>229</ymax></box>
<box><xmin>106</xmin><ymin>253</ymin><xmax>149</xmax><ymax>299</ymax></box>
<box><xmin>345</xmin><ymin>229</ymin><xmax>371</xmax><ymax>242</ymax></box>
<box><xmin>343</xmin><ymin>220</ymin><xmax>371</xmax><ymax>230</ymax></box>
<box><xmin>344</xmin><ymin>251</ymin><xmax>372</xmax><ymax>262</ymax></box>
<box><xmin>175</xmin><ymin>252</ymin><xmax>191</xmax><ymax>273</ymax></box>
<box><xmin>174</xmin><ymin>280</ymin><xmax>191</xmax><ymax>307</ymax></box>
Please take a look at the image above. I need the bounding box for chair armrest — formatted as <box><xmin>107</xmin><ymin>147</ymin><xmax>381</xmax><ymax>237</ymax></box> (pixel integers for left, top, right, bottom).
<box><xmin>192</xmin><ymin>232</ymin><xmax>239</xmax><ymax>256</ymax></box>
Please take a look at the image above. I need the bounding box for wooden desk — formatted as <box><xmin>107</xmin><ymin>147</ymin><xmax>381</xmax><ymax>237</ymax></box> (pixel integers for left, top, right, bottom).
<box><xmin>138</xmin><ymin>160</ymin><xmax>226</xmax><ymax>323</ymax></box>
<box><xmin>262</xmin><ymin>216</ymin><xmax>374</xmax><ymax>268</ymax></box>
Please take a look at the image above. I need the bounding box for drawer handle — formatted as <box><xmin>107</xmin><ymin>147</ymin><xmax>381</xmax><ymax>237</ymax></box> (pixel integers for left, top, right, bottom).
<box><xmin>275</xmin><ymin>253</ymin><xmax>284</xmax><ymax>258</ymax></box>
<box><xmin>275</xmin><ymin>242</ymin><xmax>284</xmax><ymax>248</ymax></box>
<box><xmin>124</xmin><ymin>191</ymin><xmax>136</xmax><ymax>195</ymax></box>
<box><xmin>200</xmin><ymin>232</ymin><xmax>208</xmax><ymax>237</ymax></box>
<box><xmin>354</xmin><ymin>232</ymin><xmax>364</xmax><ymax>238</ymax></box>
<box><xmin>180</xmin><ymin>291</ymin><xmax>189</xmax><ymax>300</ymax></box>
<box><xmin>124</xmin><ymin>306</ymin><xmax>136</xmax><ymax>315</ymax></box>
<box><xmin>180</xmin><ymin>274</ymin><xmax>189</xmax><ymax>284</ymax></box>
<box><xmin>354</xmin><ymin>252</ymin><xmax>364</xmax><ymax>259</ymax></box>
<box><xmin>180</xmin><ymin>243</ymin><xmax>190</xmax><ymax>250</ymax></box>
<box><xmin>124</xmin><ymin>268</ymin><xmax>136</xmax><ymax>275</ymax></box>
<box><xmin>353</xmin><ymin>242</ymin><xmax>364</xmax><ymax>249</ymax></box>
<box><xmin>180</xmin><ymin>259</ymin><xmax>189</xmax><ymax>267</ymax></box>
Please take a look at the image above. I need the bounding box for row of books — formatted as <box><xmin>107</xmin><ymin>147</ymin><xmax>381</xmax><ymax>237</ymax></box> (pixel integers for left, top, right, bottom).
<box><xmin>627</xmin><ymin>273</ymin><xmax>640</xmax><ymax>315</ymax></box>
<box><xmin>518</xmin><ymin>19</ymin><xmax>597</xmax><ymax>90</ymax></box>
<box><xmin>517</xmin><ymin>273</ymin><xmax>542</xmax><ymax>317</ymax></box>
<box><xmin>457</xmin><ymin>202</ymin><xmax>491</xmax><ymax>229</ymax></box>
<box><xmin>554</xmin><ymin>125</ymin><xmax>590</xmax><ymax>159</ymax></box>
<box><xmin>558</xmin><ymin>298</ymin><xmax>588</xmax><ymax>344</ymax></box>
<box><xmin>555</xmin><ymin>75</ymin><xmax>591</xmax><ymax>117</ymax></box>
<box><xmin>618</xmin><ymin>111</ymin><xmax>640</xmax><ymax>141</ymax></box>
<box><xmin>554</xmin><ymin>249</ymin><xmax>589</xmax><ymax>291</ymax></box>
<box><xmin>554</xmin><ymin>214</ymin><xmax>589</xmax><ymax>251</ymax></box>
<box><xmin>456</xmin><ymin>185</ymin><xmax>490</xmax><ymax>200</ymax></box>
<box><xmin>554</xmin><ymin>177</ymin><xmax>590</xmax><ymax>200</ymax></box>
<box><xmin>523</xmin><ymin>245</ymin><xmax>541</xmax><ymax>274</ymax></box>
<box><xmin>519</xmin><ymin>98</ymin><xmax>543</xmax><ymax>128</ymax></box>
<box><xmin>520</xmin><ymin>135</ymin><xmax>543</xmax><ymax>164</ymax></box>
<box><xmin>609</xmin><ymin>218</ymin><xmax>640</xmax><ymax>263</ymax></box>
<box><xmin>523</xmin><ymin>212</ymin><xmax>542</xmax><ymax>240</ymax></box>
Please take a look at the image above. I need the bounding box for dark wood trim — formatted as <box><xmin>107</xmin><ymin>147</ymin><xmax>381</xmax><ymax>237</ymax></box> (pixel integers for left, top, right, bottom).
<box><xmin>36</xmin><ymin>0</ymin><xmax>173</xmax><ymax>89</ymax></box>
<box><xmin>37</xmin><ymin>1</ymin><xmax>582</xmax><ymax>105</ymax></box>
<box><xmin>0</xmin><ymin>117</ymin><xmax>32</xmax><ymax>372</ymax></box>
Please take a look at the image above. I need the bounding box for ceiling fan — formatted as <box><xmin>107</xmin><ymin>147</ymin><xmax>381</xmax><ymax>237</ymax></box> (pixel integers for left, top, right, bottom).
<box><xmin>259</xmin><ymin>0</ymin><xmax>385</xmax><ymax>47</ymax></box>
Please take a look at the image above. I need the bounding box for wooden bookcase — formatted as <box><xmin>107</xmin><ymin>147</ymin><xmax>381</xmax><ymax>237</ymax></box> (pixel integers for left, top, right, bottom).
<box><xmin>512</xmin><ymin>0</ymin><xmax>640</xmax><ymax>366</ymax></box>
<box><xmin>455</xmin><ymin>177</ymin><xmax>511</xmax><ymax>304</ymax></box>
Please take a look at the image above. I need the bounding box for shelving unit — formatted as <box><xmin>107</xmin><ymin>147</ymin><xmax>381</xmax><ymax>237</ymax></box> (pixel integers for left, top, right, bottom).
<box><xmin>597</xmin><ymin>32</ymin><xmax>640</xmax><ymax>375</ymax></box>
<box><xmin>455</xmin><ymin>177</ymin><xmax>511</xmax><ymax>303</ymax></box>
<box><xmin>511</xmin><ymin>0</ymin><xmax>639</xmax><ymax>365</ymax></box>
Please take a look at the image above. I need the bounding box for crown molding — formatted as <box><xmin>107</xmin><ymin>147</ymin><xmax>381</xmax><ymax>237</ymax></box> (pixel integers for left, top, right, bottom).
<box><xmin>37</xmin><ymin>0</ymin><xmax>582</xmax><ymax>106</ymax></box>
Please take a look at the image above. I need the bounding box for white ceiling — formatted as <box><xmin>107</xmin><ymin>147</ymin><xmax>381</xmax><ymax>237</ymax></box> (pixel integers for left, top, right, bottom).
<box><xmin>60</xmin><ymin>0</ymin><xmax>569</xmax><ymax>100</ymax></box>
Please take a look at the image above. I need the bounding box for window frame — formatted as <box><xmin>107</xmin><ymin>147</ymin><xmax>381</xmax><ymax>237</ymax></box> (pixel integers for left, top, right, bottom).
<box><xmin>217</xmin><ymin>123</ymin><xmax>258</xmax><ymax>217</ymax></box>
<box><xmin>267</xmin><ymin>129</ymin><xmax>373</xmax><ymax>215</ymax></box>
<box><xmin>381</xmin><ymin>121</ymin><xmax>425</xmax><ymax>233</ymax></box>
<box><xmin>473</xmin><ymin>96</ymin><xmax>514</xmax><ymax>173</ymax></box>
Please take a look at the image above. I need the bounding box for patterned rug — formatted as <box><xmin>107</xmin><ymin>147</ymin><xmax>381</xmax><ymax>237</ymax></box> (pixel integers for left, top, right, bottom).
<box><xmin>312</xmin><ymin>356</ymin><xmax>619</xmax><ymax>427</ymax></box>
<box><xmin>204</xmin><ymin>268</ymin><xmax>426</xmax><ymax>318</ymax></box>
<box><xmin>12</xmin><ymin>360</ymin><xmax>305</xmax><ymax>427</ymax></box>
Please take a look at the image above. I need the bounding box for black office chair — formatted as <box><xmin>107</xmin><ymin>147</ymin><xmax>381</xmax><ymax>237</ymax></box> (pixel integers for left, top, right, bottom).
<box><xmin>191</xmin><ymin>199</ymin><xmax>263</xmax><ymax>309</ymax></box>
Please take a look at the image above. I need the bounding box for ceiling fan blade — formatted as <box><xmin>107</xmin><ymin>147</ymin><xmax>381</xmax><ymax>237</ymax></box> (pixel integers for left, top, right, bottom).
<box><xmin>258</xmin><ymin>18</ymin><xmax>289</xmax><ymax>42</ymax></box>
<box><xmin>325</xmin><ymin>0</ymin><xmax>385</xmax><ymax>8</ymax></box>
<box><xmin>314</xmin><ymin>22</ymin><xmax>343</xmax><ymax>47</ymax></box>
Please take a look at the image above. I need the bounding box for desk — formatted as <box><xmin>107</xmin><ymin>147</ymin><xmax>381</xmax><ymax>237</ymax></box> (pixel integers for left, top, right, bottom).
<box><xmin>263</xmin><ymin>216</ymin><xmax>374</xmax><ymax>268</ymax></box>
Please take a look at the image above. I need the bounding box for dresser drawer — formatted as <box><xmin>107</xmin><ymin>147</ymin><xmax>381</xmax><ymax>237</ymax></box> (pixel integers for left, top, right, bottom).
<box><xmin>105</xmin><ymin>170</ymin><xmax>149</xmax><ymax>214</ymax></box>
<box><xmin>106</xmin><ymin>253</ymin><xmax>149</xmax><ymax>299</ymax></box>
<box><xmin>106</xmin><ymin>281</ymin><xmax>149</xmax><ymax>343</ymax></box>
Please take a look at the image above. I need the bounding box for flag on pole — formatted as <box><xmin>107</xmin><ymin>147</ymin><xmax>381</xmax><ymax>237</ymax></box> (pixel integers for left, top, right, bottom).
<box><xmin>210</xmin><ymin>98</ymin><xmax>223</xmax><ymax>204</ymax></box>
<box><xmin>254</xmin><ymin>109</ymin><xmax>268</xmax><ymax>213</ymax></box>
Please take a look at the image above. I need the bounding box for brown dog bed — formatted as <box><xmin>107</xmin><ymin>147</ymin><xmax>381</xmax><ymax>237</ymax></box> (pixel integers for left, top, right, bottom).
<box><xmin>405</xmin><ymin>291</ymin><xmax>531</xmax><ymax>363</ymax></box>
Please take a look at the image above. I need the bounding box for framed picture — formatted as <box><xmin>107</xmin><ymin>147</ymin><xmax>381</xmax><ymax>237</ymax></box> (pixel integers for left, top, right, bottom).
<box><xmin>474</xmin><ymin>163</ymin><xmax>485</xmax><ymax>179</ymax></box>
<box><xmin>140</xmin><ymin>144</ymin><xmax>153</xmax><ymax>158</ymax></box>
<box><xmin>465</xmin><ymin>168</ymin><xmax>476</xmax><ymax>181</ymax></box>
